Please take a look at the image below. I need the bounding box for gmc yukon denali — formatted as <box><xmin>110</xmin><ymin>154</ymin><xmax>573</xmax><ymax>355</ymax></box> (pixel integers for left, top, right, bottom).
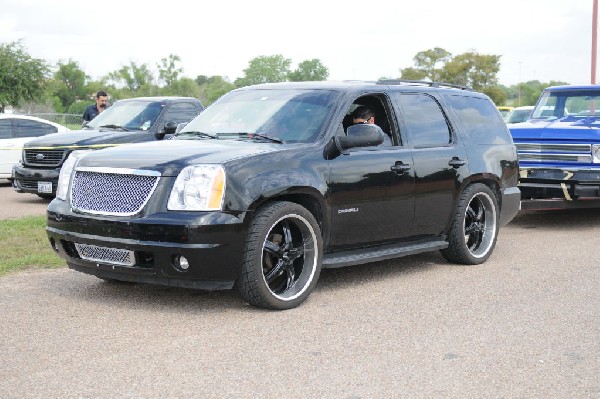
<box><xmin>45</xmin><ymin>80</ymin><xmax>520</xmax><ymax>310</ymax></box>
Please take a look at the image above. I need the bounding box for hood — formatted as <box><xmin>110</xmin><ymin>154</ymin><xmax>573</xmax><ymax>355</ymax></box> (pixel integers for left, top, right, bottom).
<box><xmin>509</xmin><ymin>118</ymin><xmax>600</xmax><ymax>142</ymax></box>
<box><xmin>23</xmin><ymin>128</ymin><xmax>154</xmax><ymax>149</ymax></box>
<box><xmin>77</xmin><ymin>139</ymin><xmax>286</xmax><ymax>176</ymax></box>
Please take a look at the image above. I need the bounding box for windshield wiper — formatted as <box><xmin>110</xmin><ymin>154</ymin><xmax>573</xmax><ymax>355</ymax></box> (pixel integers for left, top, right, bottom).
<box><xmin>177</xmin><ymin>131</ymin><xmax>219</xmax><ymax>139</ymax></box>
<box><xmin>99</xmin><ymin>124</ymin><xmax>129</xmax><ymax>131</ymax></box>
<box><xmin>238</xmin><ymin>133</ymin><xmax>284</xmax><ymax>144</ymax></box>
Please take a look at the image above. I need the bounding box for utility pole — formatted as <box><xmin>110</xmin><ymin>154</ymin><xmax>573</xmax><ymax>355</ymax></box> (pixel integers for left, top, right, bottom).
<box><xmin>593</xmin><ymin>0</ymin><xmax>598</xmax><ymax>84</ymax></box>
<box><xmin>518</xmin><ymin>61</ymin><xmax>522</xmax><ymax>106</ymax></box>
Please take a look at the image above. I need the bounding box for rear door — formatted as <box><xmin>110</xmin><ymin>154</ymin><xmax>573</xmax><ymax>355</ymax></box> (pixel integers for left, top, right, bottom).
<box><xmin>392</xmin><ymin>92</ymin><xmax>468</xmax><ymax>237</ymax></box>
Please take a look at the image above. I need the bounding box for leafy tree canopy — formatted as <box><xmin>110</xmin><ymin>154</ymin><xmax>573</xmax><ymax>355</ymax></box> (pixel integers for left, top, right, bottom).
<box><xmin>234</xmin><ymin>55</ymin><xmax>292</xmax><ymax>87</ymax></box>
<box><xmin>288</xmin><ymin>59</ymin><xmax>329</xmax><ymax>82</ymax></box>
<box><xmin>0</xmin><ymin>40</ymin><xmax>49</xmax><ymax>112</ymax></box>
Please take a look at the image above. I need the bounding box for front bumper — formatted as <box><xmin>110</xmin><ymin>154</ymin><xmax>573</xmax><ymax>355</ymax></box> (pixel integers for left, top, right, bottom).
<box><xmin>46</xmin><ymin>199</ymin><xmax>249</xmax><ymax>289</ymax></box>
<box><xmin>518</xmin><ymin>167</ymin><xmax>600</xmax><ymax>209</ymax></box>
<box><xmin>12</xmin><ymin>164</ymin><xmax>61</xmax><ymax>195</ymax></box>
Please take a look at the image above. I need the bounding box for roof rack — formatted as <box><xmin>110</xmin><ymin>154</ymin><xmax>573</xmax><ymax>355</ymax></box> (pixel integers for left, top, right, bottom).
<box><xmin>376</xmin><ymin>79</ymin><xmax>473</xmax><ymax>91</ymax></box>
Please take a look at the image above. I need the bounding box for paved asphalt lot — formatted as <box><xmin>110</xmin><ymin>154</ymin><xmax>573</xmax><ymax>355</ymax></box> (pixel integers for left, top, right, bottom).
<box><xmin>0</xmin><ymin>182</ymin><xmax>598</xmax><ymax>398</ymax></box>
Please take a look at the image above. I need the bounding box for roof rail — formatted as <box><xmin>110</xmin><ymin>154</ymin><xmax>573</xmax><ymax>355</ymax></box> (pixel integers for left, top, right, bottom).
<box><xmin>376</xmin><ymin>79</ymin><xmax>473</xmax><ymax>91</ymax></box>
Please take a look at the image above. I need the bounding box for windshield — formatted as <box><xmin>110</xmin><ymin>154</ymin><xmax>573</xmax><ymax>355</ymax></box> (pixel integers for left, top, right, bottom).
<box><xmin>175</xmin><ymin>89</ymin><xmax>338</xmax><ymax>143</ymax></box>
<box><xmin>531</xmin><ymin>90</ymin><xmax>600</xmax><ymax>120</ymax></box>
<box><xmin>86</xmin><ymin>100</ymin><xmax>164</xmax><ymax>131</ymax></box>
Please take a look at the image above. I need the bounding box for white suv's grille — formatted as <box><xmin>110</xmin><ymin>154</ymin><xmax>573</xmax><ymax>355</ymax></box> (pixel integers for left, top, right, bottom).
<box><xmin>70</xmin><ymin>168</ymin><xmax>160</xmax><ymax>216</ymax></box>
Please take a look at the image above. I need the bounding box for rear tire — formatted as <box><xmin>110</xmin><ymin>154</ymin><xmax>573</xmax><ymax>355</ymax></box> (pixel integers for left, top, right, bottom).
<box><xmin>236</xmin><ymin>201</ymin><xmax>322</xmax><ymax>310</ymax></box>
<box><xmin>441</xmin><ymin>183</ymin><xmax>499</xmax><ymax>265</ymax></box>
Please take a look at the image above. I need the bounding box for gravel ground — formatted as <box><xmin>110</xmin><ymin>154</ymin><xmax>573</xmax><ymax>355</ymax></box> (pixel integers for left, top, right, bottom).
<box><xmin>0</xmin><ymin>183</ymin><xmax>598</xmax><ymax>398</ymax></box>
<box><xmin>0</xmin><ymin>180</ymin><xmax>50</xmax><ymax>219</ymax></box>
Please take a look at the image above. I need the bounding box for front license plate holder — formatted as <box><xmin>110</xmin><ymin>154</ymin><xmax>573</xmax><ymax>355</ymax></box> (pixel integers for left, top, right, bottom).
<box><xmin>38</xmin><ymin>181</ymin><xmax>52</xmax><ymax>193</ymax></box>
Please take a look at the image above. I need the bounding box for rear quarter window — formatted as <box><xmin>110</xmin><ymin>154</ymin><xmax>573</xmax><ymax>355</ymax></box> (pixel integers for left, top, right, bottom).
<box><xmin>444</xmin><ymin>95</ymin><xmax>511</xmax><ymax>145</ymax></box>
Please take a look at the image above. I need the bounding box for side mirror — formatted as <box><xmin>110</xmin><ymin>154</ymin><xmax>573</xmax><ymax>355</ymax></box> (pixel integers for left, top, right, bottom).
<box><xmin>324</xmin><ymin>124</ymin><xmax>385</xmax><ymax>158</ymax></box>
<box><xmin>155</xmin><ymin>121</ymin><xmax>178</xmax><ymax>140</ymax></box>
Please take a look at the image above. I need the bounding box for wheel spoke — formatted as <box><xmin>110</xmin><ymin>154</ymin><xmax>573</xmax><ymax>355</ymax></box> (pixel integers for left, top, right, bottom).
<box><xmin>284</xmin><ymin>264</ymin><xmax>296</xmax><ymax>291</ymax></box>
<box><xmin>282</xmin><ymin>220</ymin><xmax>293</xmax><ymax>249</ymax></box>
<box><xmin>264</xmin><ymin>240</ymin><xmax>282</xmax><ymax>256</ymax></box>
<box><xmin>466</xmin><ymin>206</ymin><xmax>477</xmax><ymax>220</ymax></box>
<box><xmin>265</xmin><ymin>259</ymin><xmax>286</xmax><ymax>283</ymax></box>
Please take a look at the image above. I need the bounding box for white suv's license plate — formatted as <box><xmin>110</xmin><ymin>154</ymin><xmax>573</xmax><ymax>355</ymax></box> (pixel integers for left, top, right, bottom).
<box><xmin>38</xmin><ymin>181</ymin><xmax>52</xmax><ymax>193</ymax></box>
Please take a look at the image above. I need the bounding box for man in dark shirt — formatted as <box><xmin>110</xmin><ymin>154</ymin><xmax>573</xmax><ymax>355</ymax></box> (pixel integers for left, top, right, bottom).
<box><xmin>82</xmin><ymin>91</ymin><xmax>109</xmax><ymax>124</ymax></box>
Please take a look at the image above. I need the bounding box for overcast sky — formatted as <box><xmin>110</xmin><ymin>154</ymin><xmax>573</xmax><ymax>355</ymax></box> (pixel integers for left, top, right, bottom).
<box><xmin>1</xmin><ymin>0</ymin><xmax>596</xmax><ymax>87</ymax></box>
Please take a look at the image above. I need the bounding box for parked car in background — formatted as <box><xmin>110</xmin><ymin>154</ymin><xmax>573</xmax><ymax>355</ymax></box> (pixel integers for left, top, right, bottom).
<box><xmin>46</xmin><ymin>80</ymin><xmax>520</xmax><ymax>310</ymax></box>
<box><xmin>497</xmin><ymin>106</ymin><xmax>513</xmax><ymax>119</ymax></box>
<box><xmin>508</xmin><ymin>85</ymin><xmax>600</xmax><ymax>209</ymax></box>
<box><xmin>0</xmin><ymin>115</ymin><xmax>70</xmax><ymax>181</ymax></box>
<box><xmin>505</xmin><ymin>106</ymin><xmax>534</xmax><ymax>124</ymax></box>
<box><xmin>12</xmin><ymin>96</ymin><xmax>203</xmax><ymax>198</ymax></box>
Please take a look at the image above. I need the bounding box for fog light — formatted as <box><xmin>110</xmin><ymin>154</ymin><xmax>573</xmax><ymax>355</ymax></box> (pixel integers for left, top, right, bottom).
<box><xmin>173</xmin><ymin>255</ymin><xmax>190</xmax><ymax>271</ymax></box>
<box><xmin>180</xmin><ymin>256</ymin><xmax>189</xmax><ymax>270</ymax></box>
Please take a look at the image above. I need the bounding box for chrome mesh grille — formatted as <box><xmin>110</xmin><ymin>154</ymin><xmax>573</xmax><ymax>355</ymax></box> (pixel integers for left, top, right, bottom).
<box><xmin>24</xmin><ymin>149</ymin><xmax>67</xmax><ymax>166</ymax></box>
<box><xmin>71</xmin><ymin>169</ymin><xmax>160</xmax><ymax>215</ymax></box>
<box><xmin>74</xmin><ymin>243</ymin><xmax>135</xmax><ymax>266</ymax></box>
<box><xmin>516</xmin><ymin>143</ymin><xmax>592</xmax><ymax>164</ymax></box>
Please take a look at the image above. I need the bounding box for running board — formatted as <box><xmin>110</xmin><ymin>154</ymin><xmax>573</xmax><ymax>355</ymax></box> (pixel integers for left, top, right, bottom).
<box><xmin>322</xmin><ymin>240</ymin><xmax>448</xmax><ymax>269</ymax></box>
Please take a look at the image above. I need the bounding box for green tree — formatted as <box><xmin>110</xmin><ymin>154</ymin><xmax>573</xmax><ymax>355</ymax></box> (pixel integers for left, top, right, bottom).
<box><xmin>441</xmin><ymin>52</ymin><xmax>501</xmax><ymax>90</ymax></box>
<box><xmin>400</xmin><ymin>48</ymin><xmax>506</xmax><ymax>104</ymax></box>
<box><xmin>400</xmin><ymin>47</ymin><xmax>452</xmax><ymax>81</ymax></box>
<box><xmin>0</xmin><ymin>41</ymin><xmax>49</xmax><ymax>112</ymax></box>
<box><xmin>158</xmin><ymin>54</ymin><xmax>183</xmax><ymax>87</ymax></box>
<box><xmin>197</xmin><ymin>75</ymin><xmax>236</xmax><ymax>105</ymax></box>
<box><xmin>234</xmin><ymin>55</ymin><xmax>292</xmax><ymax>87</ymax></box>
<box><xmin>504</xmin><ymin>80</ymin><xmax>570</xmax><ymax>107</ymax></box>
<box><xmin>106</xmin><ymin>61</ymin><xmax>154</xmax><ymax>92</ymax></box>
<box><xmin>51</xmin><ymin>59</ymin><xmax>89</xmax><ymax>111</ymax></box>
<box><xmin>288</xmin><ymin>59</ymin><xmax>329</xmax><ymax>81</ymax></box>
<box><xmin>162</xmin><ymin>77</ymin><xmax>200</xmax><ymax>98</ymax></box>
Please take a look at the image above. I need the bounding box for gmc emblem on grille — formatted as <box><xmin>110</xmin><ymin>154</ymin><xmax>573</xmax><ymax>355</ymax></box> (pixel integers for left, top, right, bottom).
<box><xmin>35</xmin><ymin>153</ymin><xmax>45</xmax><ymax>160</ymax></box>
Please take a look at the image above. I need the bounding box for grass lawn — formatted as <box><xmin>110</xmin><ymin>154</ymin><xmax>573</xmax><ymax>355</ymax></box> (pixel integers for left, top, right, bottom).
<box><xmin>0</xmin><ymin>215</ymin><xmax>65</xmax><ymax>276</ymax></box>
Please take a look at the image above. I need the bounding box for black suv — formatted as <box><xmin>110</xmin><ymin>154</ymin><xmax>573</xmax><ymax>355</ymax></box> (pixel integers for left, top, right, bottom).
<box><xmin>46</xmin><ymin>80</ymin><xmax>520</xmax><ymax>310</ymax></box>
<box><xmin>12</xmin><ymin>96</ymin><xmax>203</xmax><ymax>198</ymax></box>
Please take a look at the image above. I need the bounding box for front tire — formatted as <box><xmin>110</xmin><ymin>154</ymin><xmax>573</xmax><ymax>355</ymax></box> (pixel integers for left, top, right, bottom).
<box><xmin>237</xmin><ymin>201</ymin><xmax>322</xmax><ymax>310</ymax></box>
<box><xmin>441</xmin><ymin>183</ymin><xmax>499</xmax><ymax>265</ymax></box>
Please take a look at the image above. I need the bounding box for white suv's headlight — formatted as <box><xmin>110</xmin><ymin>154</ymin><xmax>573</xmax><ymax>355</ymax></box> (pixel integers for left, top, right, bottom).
<box><xmin>167</xmin><ymin>165</ymin><xmax>226</xmax><ymax>211</ymax></box>
<box><xmin>593</xmin><ymin>144</ymin><xmax>600</xmax><ymax>163</ymax></box>
<box><xmin>56</xmin><ymin>150</ymin><xmax>92</xmax><ymax>200</ymax></box>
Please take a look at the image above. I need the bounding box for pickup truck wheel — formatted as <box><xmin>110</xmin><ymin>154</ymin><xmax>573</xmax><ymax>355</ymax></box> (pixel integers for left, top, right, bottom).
<box><xmin>441</xmin><ymin>184</ymin><xmax>498</xmax><ymax>265</ymax></box>
<box><xmin>237</xmin><ymin>201</ymin><xmax>322</xmax><ymax>310</ymax></box>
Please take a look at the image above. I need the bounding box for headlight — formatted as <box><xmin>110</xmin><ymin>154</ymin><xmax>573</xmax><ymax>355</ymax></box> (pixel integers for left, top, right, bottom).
<box><xmin>56</xmin><ymin>150</ymin><xmax>92</xmax><ymax>200</ymax></box>
<box><xmin>593</xmin><ymin>144</ymin><xmax>600</xmax><ymax>163</ymax></box>
<box><xmin>167</xmin><ymin>165</ymin><xmax>226</xmax><ymax>211</ymax></box>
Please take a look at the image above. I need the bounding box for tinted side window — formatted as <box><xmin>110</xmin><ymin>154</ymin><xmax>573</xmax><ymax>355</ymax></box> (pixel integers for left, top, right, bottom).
<box><xmin>0</xmin><ymin>120</ymin><xmax>12</xmax><ymax>139</ymax></box>
<box><xmin>445</xmin><ymin>94</ymin><xmax>510</xmax><ymax>144</ymax></box>
<box><xmin>15</xmin><ymin>119</ymin><xmax>58</xmax><ymax>138</ymax></box>
<box><xmin>163</xmin><ymin>103</ymin><xmax>200</xmax><ymax>124</ymax></box>
<box><xmin>396</xmin><ymin>93</ymin><xmax>451</xmax><ymax>148</ymax></box>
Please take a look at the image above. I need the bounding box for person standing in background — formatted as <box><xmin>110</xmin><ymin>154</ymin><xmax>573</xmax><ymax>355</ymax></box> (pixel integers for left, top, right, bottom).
<box><xmin>82</xmin><ymin>91</ymin><xmax>109</xmax><ymax>125</ymax></box>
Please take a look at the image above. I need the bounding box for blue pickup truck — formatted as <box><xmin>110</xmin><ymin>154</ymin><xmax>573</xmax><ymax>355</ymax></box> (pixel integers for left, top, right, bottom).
<box><xmin>508</xmin><ymin>85</ymin><xmax>600</xmax><ymax>209</ymax></box>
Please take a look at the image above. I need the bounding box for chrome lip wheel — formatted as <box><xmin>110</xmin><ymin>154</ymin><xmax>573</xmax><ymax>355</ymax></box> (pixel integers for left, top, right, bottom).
<box><xmin>464</xmin><ymin>192</ymin><xmax>497</xmax><ymax>258</ymax></box>
<box><xmin>261</xmin><ymin>214</ymin><xmax>318</xmax><ymax>301</ymax></box>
